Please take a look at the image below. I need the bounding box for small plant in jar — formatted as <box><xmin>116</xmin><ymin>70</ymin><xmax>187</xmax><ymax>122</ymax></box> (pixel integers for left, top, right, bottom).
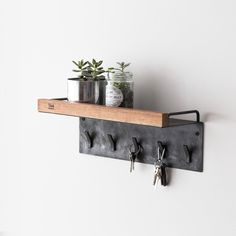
<box><xmin>105</xmin><ymin>62</ymin><xmax>134</xmax><ymax>108</ymax></box>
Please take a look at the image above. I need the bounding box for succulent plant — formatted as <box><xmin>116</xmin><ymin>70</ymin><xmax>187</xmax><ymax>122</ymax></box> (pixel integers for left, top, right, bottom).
<box><xmin>72</xmin><ymin>59</ymin><xmax>107</xmax><ymax>80</ymax></box>
<box><xmin>114</xmin><ymin>62</ymin><xmax>130</xmax><ymax>73</ymax></box>
<box><xmin>86</xmin><ymin>59</ymin><xmax>106</xmax><ymax>80</ymax></box>
<box><xmin>72</xmin><ymin>59</ymin><xmax>89</xmax><ymax>79</ymax></box>
<box><xmin>107</xmin><ymin>62</ymin><xmax>133</xmax><ymax>108</ymax></box>
<box><xmin>105</xmin><ymin>62</ymin><xmax>131</xmax><ymax>79</ymax></box>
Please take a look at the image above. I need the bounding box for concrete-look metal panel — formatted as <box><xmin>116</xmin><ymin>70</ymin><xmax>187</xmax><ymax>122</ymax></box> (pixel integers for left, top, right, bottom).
<box><xmin>79</xmin><ymin>118</ymin><xmax>204</xmax><ymax>172</ymax></box>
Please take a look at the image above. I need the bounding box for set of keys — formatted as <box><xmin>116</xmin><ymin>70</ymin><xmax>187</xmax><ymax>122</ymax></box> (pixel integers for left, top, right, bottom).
<box><xmin>153</xmin><ymin>147</ymin><xmax>167</xmax><ymax>187</ymax></box>
<box><xmin>128</xmin><ymin>143</ymin><xmax>167</xmax><ymax>187</ymax></box>
<box><xmin>128</xmin><ymin>146</ymin><xmax>141</xmax><ymax>173</ymax></box>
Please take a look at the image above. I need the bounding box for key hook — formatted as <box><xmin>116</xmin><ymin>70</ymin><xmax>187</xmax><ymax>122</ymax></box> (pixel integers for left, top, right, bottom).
<box><xmin>107</xmin><ymin>134</ymin><xmax>116</xmax><ymax>151</ymax></box>
<box><xmin>156</xmin><ymin>148</ymin><xmax>166</xmax><ymax>166</ymax></box>
<box><xmin>157</xmin><ymin>141</ymin><xmax>166</xmax><ymax>162</ymax></box>
<box><xmin>83</xmin><ymin>131</ymin><xmax>93</xmax><ymax>149</ymax></box>
<box><xmin>129</xmin><ymin>145</ymin><xmax>141</xmax><ymax>156</ymax></box>
<box><xmin>132</xmin><ymin>137</ymin><xmax>139</xmax><ymax>153</ymax></box>
<box><xmin>157</xmin><ymin>141</ymin><xmax>165</xmax><ymax>156</ymax></box>
<box><xmin>129</xmin><ymin>137</ymin><xmax>141</xmax><ymax>156</ymax></box>
<box><xmin>183</xmin><ymin>145</ymin><xmax>191</xmax><ymax>163</ymax></box>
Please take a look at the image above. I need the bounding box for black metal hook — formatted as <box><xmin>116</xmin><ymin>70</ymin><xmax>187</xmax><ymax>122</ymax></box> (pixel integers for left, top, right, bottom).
<box><xmin>168</xmin><ymin>110</ymin><xmax>200</xmax><ymax>122</ymax></box>
<box><xmin>132</xmin><ymin>137</ymin><xmax>139</xmax><ymax>153</ymax></box>
<box><xmin>83</xmin><ymin>131</ymin><xmax>93</xmax><ymax>149</ymax></box>
<box><xmin>107</xmin><ymin>134</ymin><xmax>116</xmax><ymax>151</ymax></box>
<box><xmin>183</xmin><ymin>145</ymin><xmax>191</xmax><ymax>163</ymax></box>
<box><xmin>157</xmin><ymin>141</ymin><xmax>165</xmax><ymax>155</ymax></box>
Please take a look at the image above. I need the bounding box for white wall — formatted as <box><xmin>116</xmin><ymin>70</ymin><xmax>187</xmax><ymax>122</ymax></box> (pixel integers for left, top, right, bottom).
<box><xmin>1</xmin><ymin>0</ymin><xmax>236</xmax><ymax>235</ymax></box>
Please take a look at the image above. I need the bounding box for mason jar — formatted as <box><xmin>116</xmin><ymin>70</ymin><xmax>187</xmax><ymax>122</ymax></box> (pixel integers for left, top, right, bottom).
<box><xmin>105</xmin><ymin>71</ymin><xmax>134</xmax><ymax>108</ymax></box>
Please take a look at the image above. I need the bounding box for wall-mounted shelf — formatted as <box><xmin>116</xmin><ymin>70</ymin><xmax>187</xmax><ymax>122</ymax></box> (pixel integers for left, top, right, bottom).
<box><xmin>38</xmin><ymin>98</ymin><xmax>168</xmax><ymax>127</ymax></box>
<box><xmin>38</xmin><ymin>98</ymin><xmax>204</xmax><ymax>176</ymax></box>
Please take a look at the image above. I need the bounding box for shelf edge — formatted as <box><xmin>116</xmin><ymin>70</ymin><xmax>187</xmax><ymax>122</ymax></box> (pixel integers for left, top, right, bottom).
<box><xmin>37</xmin><ymin>98</ymin><xmax>168</xmax><ymax>128</ymax></box>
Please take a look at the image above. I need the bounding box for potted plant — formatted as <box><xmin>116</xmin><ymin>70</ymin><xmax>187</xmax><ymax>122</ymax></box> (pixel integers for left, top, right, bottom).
<box><xmin>67</xmin><ymin>59</ymin><xmax>107</xmax><ymax>104</ymax></box>
<box><xmin>105</xmin><ymin>62</ymin><xmax>134</xmax><ymax>108</ymax></box>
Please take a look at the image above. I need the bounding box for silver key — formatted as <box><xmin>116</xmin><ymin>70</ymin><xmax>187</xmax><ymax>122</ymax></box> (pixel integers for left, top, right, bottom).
<box><xmin>153</xmin><ymin>170</ymin><xmax>158</xmax><ymax>186</ymax></box>
<box><xmin>153</xmin><ymin>164</ymin><xmax>161</xmax><ymax>187</ymax></box>
<box><xmin>128</xmin><ymin>144</ymin><xmax>141</xmax><ymax>173</ymax></box>
<box><xmin>153</xmin><ymin>146</ymin><xmax>166</xmax><ymax>187</ymax></box>
<box><xmin>129</xmin><ymin>151</ymin><xmax>136</xmax><ymax>173</ymax></box>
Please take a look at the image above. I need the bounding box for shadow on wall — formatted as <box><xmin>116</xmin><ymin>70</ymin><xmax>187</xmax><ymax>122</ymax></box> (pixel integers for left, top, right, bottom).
<box><xmin>201</xmin><ymin>112</ymin><xmax>229</xmax><ymax>122</ymax></box>
<box><xmin>134</xmin><ymin>67</ymin><xmax>186</xmax><ymax>112</ymax></box>
<box><xmin>133</xmin><ymin>68</ymin><xmax>229</xmax><ymax>124</ymax></box>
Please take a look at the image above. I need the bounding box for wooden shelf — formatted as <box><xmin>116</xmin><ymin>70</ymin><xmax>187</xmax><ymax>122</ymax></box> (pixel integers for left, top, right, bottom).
<box><xmin>38</xmin><ymin>98</ymin><xmax>168</xmax><ymax>127</ymax></box>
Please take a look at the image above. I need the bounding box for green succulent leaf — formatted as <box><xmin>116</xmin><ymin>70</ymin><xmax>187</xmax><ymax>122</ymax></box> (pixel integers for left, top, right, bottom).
<box><xmin>87</xmin><ymin>61</ymin><xmax>93</xmax><ymax>67</ymax></box>
<box><xmin>92</xmin><ymin>58</ymin><xmax>96</xmax><ymax>65</ymax></box>
<box><xmin>96</xmin><ymin>70</ymin><xmax>105</xmax><ymax>75</ymax></box>
<box><xmin>74</xmin><ymin>59</ymin><xmax>106</xmax><ymax>80</ymax></box>
<box><xmin>114</xmin><ymin>68</ymin><xmax>122</xmax><ymax>72</ymax></box>
<box><xmin>115</xmin><ymin>61</ymin><xmax>130</xmax><ymax>72</ymax></box>
<box><xmin>97</xmin><ymin>60</ymin><xmax>103</xmax><ymax>67</ymax></box>
<box><xmin>72</xmin><ymin>61</ymin><xmax>79</xmax><ymax>66</ymax></box>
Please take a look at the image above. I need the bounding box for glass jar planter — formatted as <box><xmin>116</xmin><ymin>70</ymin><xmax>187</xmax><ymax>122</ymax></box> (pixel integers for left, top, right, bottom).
<box><xmin>105</xmin><ymin>71</ymin><xmax>134</xmax><ymax>108</ymax></box>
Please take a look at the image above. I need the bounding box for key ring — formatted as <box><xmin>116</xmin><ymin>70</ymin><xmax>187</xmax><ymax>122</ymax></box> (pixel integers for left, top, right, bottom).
<box><xmin>128</xmin><ymin>144</ymin><xmax>141</xmax><ymax>156</ymax></box>
<box><xmin>155</xmin><ymin>147</ymin><xmax>166</xmax><ymax>167</ymax></box>
<box><xmin>157</xmin><ymin>146</ymin><xmax>165</xmax><ymax>161</ymax></box>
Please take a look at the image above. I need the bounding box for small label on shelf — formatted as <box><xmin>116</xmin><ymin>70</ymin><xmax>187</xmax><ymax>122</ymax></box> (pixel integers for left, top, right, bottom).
<box><xmin>48</xmin><ymin>103</ymin><xmax>55</xmax><ymax>110</ymax></box>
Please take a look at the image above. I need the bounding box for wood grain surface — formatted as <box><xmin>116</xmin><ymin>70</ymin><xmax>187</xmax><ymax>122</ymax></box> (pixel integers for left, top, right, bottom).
<box><xmin>38</xmin><ymin>99</ymin><xmax>168</xmax><ymax>127</ymax></box>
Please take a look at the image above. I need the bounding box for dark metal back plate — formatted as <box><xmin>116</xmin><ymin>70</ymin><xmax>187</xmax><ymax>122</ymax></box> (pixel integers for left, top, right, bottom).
<box><xmin>79</xmin><ymin>118</ymin><xmax>204</xmax><ymax>172</ymax></box>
